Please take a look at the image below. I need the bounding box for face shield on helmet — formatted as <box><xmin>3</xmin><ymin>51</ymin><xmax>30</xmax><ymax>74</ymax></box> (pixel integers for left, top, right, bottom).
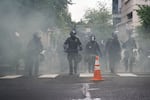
<box><xmin>90</xmin><ymin>35</ymin><xmax>96</xmax><ymax>41</ymax></box>
<box><xmin>101</xmin><ymin>40</ymin><xmax>104</xmax><ymax>44</ymax></box>
<box><xmin>112</xmin><ymin>32</ymin><xmax>118</xmax><ymax>39</ymax></box>
<box><xmin>70</xmin><ymin>30</ymin><xmax>76</xmax><ymax>37</ymax></box>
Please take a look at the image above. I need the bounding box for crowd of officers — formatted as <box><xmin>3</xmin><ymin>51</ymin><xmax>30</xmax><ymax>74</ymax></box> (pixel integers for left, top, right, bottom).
<box><xmin>63</xmin><ymin>30</ymin><xmax>137</xmax><ymax>75</ymax></box>
<box><xmin>25</xmin><ymin>29</ymin><xmax>137</xmax><ymax>77</ymax></box>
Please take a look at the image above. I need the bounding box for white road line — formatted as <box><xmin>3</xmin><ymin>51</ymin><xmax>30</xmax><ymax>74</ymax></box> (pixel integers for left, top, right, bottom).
<box><xmin>72</xmin><ymin>98</ymin><xmax>101</xmax><ymax>100</ymax></box>
<box><xmin>72</xmin><ymin>83</ymin><xmax>101</xmax><ymax>100</ymax></box>
<box><xmin>80</xmin><ymin>73</ymin><xmax>93</xmax><ymax>77</ymax></box>
<box><xmin>117</xmin><ymin>73</ymin><xmax>137</xmax><ymax>77</ymax></box>
<box><xmin>0</xmin><ymin>75</ymin><xmax>22</xmax><ymax>79</ymax></box>
<box><xmin>79</xmin><ymin>73</ymin><xmax>117</xmax><ymax>78</ymax></box>
<box><xmin>82</xmin><ymin>83</ymin><xmax>90</xmax><ymax>97</ymax></box>
<box><xmin>88</xmin><ymin>88</ymin><xmax>99</xmax><ymax>91</ymax></box>
<box><xmin>38</xmin><ymin>74</ymin><xmax>59</xmax><ymax>78</ymax></box>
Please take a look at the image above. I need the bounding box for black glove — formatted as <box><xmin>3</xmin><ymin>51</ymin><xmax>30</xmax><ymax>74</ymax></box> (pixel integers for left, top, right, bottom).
<box><xmin>63</xmin><ymin>44</ymin><xmax>68</xmax><ymax>52</ymax></box>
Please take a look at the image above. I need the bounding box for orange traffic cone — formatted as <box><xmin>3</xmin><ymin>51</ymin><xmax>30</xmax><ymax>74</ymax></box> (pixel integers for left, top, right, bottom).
<box><xmin>92</xmin><ymin>56</ymin><xmax>104</xmax><ymax>81</ymax></box>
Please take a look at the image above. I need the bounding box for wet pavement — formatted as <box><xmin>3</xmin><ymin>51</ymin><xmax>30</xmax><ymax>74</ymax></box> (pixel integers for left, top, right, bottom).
<box><xmin>0</xmin><ymin>73</ymin><xmax>150</xmax><ymax>100</ymax></box>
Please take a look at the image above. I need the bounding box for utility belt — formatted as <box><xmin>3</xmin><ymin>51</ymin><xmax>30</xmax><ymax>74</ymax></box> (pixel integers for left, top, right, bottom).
<box><xmin>66</xmin><ymin>49</ymin><xmax>78</xmax><ymax>53</ymax></box>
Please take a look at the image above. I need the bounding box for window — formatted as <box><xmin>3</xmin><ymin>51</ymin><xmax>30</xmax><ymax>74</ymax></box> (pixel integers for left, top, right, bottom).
<box><xmin>127</xmin><ymin>12</ymin><xmax>133</xmax><ymax>19</ymax></box>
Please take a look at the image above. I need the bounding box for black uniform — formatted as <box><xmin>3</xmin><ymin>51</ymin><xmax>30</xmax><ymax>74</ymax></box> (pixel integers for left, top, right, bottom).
<box><xmin>123</xmin><ymin>37</ymin><xmax>137</xmax><ymax>72</ymax></box>
<box><xmin>106</xmin><ymin>34</ymin><xmax>121</xmax><ymax>73</ymax></box>
<box><xmin>85</xmin><ymin>35</ymin><xmax>102</xmax><ymax>73</ymax></box>
<box><xmin>25</xmin><ymin>33</ymin><xmax>43</xmax><ymax>77</ymax></box>
<box><xmin>64</xmin><ymin>31</ymin><xmax>82</xmax><ymax>75</ymax></box>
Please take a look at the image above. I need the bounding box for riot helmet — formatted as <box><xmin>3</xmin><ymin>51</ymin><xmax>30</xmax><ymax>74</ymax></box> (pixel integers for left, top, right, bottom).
<box><xmin>112</xmin><ymin>32</ymin><xmax>118</xmax><ymax>39</ymax></box>
<box><xmin>70</xmin><ymin>30</ymin><xmax>76</xmax><ymax>37</ymax></box>
<box><xmin>90</xmin><ymin>34</ymin><xmax>96</xmax><ymax>41</ymax></box>
<box><xmin>33</xmin><ymin>32</ymin><xmax>41</xmax><ymax>40</ymax></box>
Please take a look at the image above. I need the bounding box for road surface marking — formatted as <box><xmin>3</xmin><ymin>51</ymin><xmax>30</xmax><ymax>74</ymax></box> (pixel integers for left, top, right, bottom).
<box><xmin>79</xmin><ymin>73</ymin><xmax>117</xmax><ymax>77</ymax></box>
<box><xmin>0</xmin><ymin>75</ymin><xmax>22</xmax><ymax>79</ymax></box>
<box><xmin>72</xmin><ymin>83</ymin><xmax>101</xmax><ymax>100</ymax></box>
<box><xmin>82</xmin><ymin>83</ymin><xmax>90</xmax><ymax>97</ymax></box>
<box><xmin>117</xmin><ymin>73</ymin><xmax>137</xmax><ymax>77</ymax></box>
<box><xmin>72</xmin><ymin>98</ymin><xmax>101</xmax><ymax>100</ymax></box>
<box><xmin>88</xmin><ymin>88</ymin><xmax>99</xmax><ymax>91</ymax></box>
<box><xmin>38</xmin><ymin>74</ymin><xmax>59</xmax><ymax>78</ymax></box>
<box><xmin>80</xmin><ymin>73</ymin><xmax>93</xmax><ymax>77</ymax></box>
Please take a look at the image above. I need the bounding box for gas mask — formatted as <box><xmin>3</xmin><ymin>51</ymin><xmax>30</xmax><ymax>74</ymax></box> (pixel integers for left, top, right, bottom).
<box><xmin>91</xmin><ymin>36</ymin><xmax>95</xmax><ymax>41</ymax></box>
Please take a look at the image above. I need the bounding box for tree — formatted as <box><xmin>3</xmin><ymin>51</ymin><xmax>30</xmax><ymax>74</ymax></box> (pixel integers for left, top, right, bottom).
<box><xmin>0</xmin><ymin>0</ymin><xmax>72</xmax><ymax>31</ymax></box>
<box><xmin>136</xmin><ymin>5</ymin><xmax>150</xmax><ymax>38</ymax></box>
<box><xmin>82</xmin><ymin>2</ymin><xmax>113</xmax><ymax>40</ymax></box>
<box><xmin>18</xmin><ymin>0</ymin><xmax>72</xmax><ymax>28</ymax></box>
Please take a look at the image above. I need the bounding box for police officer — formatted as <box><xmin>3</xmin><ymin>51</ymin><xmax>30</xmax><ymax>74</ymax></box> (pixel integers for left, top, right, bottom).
<box><xmin>64</xmin><ymin>30</ymin><xmax>82</xmax><ymax>75</ymax></box>
<box><xmin>25</xmin><ymin>32</ymin><xmax>43</xmax><ymax>77</ymax></box>
<box><xmin>123</xmin><ymin>32</ymin><xmax>137</xmax><ymax>72</ymax></box>
<box><xmin>106</xmin><ymin>33</ymin><xmax>121</xmax><ymax>73</ymax></box>
<box><xmin>85</xmin><ymin>35</ymin><xmax>102</xmax><ymax>73</ymax></box>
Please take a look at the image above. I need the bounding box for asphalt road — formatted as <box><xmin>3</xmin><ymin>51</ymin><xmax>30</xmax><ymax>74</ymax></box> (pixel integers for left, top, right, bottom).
<box><xmin>0</xmin><ymin>74</ymin><xmax>150</xmax><ymax>100</ymax></box>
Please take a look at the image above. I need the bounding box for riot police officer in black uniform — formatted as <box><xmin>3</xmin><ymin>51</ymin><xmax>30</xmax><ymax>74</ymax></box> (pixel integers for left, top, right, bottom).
<box><xmin>25</xmin><ymin>32</ymin><xmax>43</xmax><ymax>77</ymax></box>
<box><xmin>123</xmin><ymin>32</ymin><xmax>137</xmax><ymax>72</ymax></box>
<box><xmin>85</xmin><ymin>35</ymin><xmax>102</xmax><ymax>73</ymax></box>
<box><xmin>106</xmin><ymin>33</ymin><xmax>121</xmax><ymax>73</ymax></box>
<box><xmin>64</xmin><ymin>30</ymin><xmax>82</xmax><ymax>75</ymax></box>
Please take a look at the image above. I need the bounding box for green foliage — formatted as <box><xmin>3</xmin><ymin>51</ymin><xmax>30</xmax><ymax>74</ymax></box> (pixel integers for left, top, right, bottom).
<box><xmin>136</xmin><ymin>5</ymin><xmax>150</xmax><ymax>38</ymax></box>
<box><xmin>83</xmin><ymin>2</ymin><xmax>113</xmax><ymax>40</ymax></box>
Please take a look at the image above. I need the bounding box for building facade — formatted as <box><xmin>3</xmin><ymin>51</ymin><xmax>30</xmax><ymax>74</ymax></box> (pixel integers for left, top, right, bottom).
<box><xmin>113</xmin><ymin>0</ymin><xmax>150</xmax><ymax>41</ymax></box>
<box><xmin>112</xmin><ymin>0</ymin><xmax>121</xmax><ymax>26</ymax></box>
